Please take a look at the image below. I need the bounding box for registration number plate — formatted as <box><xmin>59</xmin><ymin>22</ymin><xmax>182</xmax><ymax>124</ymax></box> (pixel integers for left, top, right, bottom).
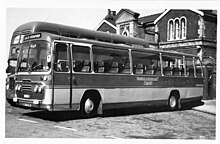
<box><xmin>24</xmin><ymin>94</ymin><xmax>30</xmax><ymax>98</ymax></box>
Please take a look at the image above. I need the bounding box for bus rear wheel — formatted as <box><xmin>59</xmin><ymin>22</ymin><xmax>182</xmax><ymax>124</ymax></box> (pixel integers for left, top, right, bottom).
<box><xmin>80</xmin><ymin>96</ymin><xmax>99</xmax><ymax>118</ymax></box>
<box><xmin>168</xmin><ymin>95</ymin><xmax>178</xmax><ymax>110</ymax></box>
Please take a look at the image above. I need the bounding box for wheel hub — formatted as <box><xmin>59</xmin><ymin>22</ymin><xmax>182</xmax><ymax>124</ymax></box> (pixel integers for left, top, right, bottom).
<box><xmin>84</xmin><ymin>98</ymin><xmax>94</xmax><ymax>114</ymax></box>
<box><xmin>170</xmin><ymin>96</ymin><xmax>177</xmax><ymax>108</ymax></box>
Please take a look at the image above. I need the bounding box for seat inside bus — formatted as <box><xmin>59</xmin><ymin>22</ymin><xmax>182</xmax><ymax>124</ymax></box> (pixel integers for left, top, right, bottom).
<box><xmin>154</xmin><ymin>67</ymin><xmax>162</xmax><ymax>75</ymax></box>
<box><xmin>81</xmin><ymin>60</ymin><xmax>90</xmax><ymax>72</ymax></box>
<box><xmin>108</xmin><ymin>62</ymin><xmax>119</xmax><ymax>73</ymax></box>
<box><xmin>173</xmin><ymin>67</ymin><xmax>182</xmax><ymax>76</ymax></box>
<box><xmin>135</xmin><ymin>64</ymin><xmax>144</xmax><ymax>74</ymax></box>
<box><xmin>145</xmin><ymin>65</ymin><xmax>155</xmax><ymax>75</ymax></box>
<box><xmin>97</xmin><ymin>61</ymin><xmax>105</xmax><ymax>73</ymax></box>
<box><xmin>73</xmin><ymin>60</ymin><xmax>83</xmax><ymax>72</ymax></box>
<box><xmin>164</xmin><ymin>67</ymin><xmax>173</xmax><ymax>76</ymax></box>
<box><xmin>121</xmin><ymin>63</ymin><xmax>131</xmax><ymax>74</ymax></box>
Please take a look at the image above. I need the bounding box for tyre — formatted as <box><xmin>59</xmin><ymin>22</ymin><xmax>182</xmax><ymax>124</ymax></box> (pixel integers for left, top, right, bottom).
<box><xmin>6</xmin><ymin>98</ymin><xmax>17</xmax><ymax>107</ymax></box>
<box><xmin>168</xmin><ymin>95</ymin><xmax>178</xmax><ymax>110</ymax></box>
<box><xmin>80</xmin><ymin>96</ymin><xmax>99</xmax><ymax>118</ymax></box>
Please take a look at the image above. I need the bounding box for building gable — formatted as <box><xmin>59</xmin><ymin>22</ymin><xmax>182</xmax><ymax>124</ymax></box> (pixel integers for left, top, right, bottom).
<box><xmin>156</xmin><ymin>9</ymin><xmax>205</xmax><ymax>43</ymax></box>
<box><xmin>115</xmin><ymin>9</ymin><xmax>140</xmax><ymax>24</ymax></box>
<box><xmin>95</xmin><ymin>19</ymin><xmax>116</xmax><ymax>32</ymax></box>
<box><xmin>154</xmin><ymin>9</ymin><xmax>204</xmax><ymax>24</ymax></box>
<box><xmin>116</xmin><ymin>12</ymin><xmax>137</xmax><ymax>24</ymax></box>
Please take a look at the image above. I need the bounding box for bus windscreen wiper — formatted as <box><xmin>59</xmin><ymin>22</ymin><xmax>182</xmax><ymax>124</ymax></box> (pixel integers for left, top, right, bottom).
<box><xmin>31</xmin><ymin>64</ymin><xmax>43</xmax><ymax>71</ymax></box>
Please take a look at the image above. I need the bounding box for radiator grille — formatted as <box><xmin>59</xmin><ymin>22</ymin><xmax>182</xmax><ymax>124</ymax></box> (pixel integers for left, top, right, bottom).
<box><xmin>22</xmin><ymin>84</ymin><xmax>32</xmax><ymax>91</ymax></box>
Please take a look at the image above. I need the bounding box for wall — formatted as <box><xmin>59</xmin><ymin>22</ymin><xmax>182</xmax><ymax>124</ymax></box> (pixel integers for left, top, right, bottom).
<box><xmin>204</xmin><ymin>16</ymin><xmax>217</xmax><ymax>39</ymax></box>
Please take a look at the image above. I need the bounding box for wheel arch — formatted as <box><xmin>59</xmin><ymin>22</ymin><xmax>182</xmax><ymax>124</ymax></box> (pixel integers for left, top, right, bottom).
<box><xmin>169</xmin><ymin>90</ymin><xmax>180</xmax><ymax>99</ymax></box>
<box><xmin>80</xmin><ymin>89</ymin><xmax>103</xmax><ymax>115</ymax></box>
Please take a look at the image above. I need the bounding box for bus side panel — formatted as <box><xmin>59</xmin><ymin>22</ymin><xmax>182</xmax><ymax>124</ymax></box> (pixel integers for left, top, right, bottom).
<box><xmin>69</xmin><ymin>74</ymin><xmax>203</xmax><ymax>110</ymax></box>
<box><xmin>101</xmin><ymin>87</ymin><xmax>203</xmax><ymax>110</ymax></box>
<box><xmin>103</xmin><ymin>88</ymin><xmax>169</xmax><ymax>103</ymax></box>
<box><xmin>68</xmin><ymin>86</ymin><xmax>203</xmax><ymax>111</ymax></box>
<box><xmin>178</xmin><ymin>87</ymin><xmax>203</xmax><ymax>99</ymax></box>
<box><xmin>102</xmin><ymin>87</ymin><xmax>169</xmax><ymax>109</ymax></box>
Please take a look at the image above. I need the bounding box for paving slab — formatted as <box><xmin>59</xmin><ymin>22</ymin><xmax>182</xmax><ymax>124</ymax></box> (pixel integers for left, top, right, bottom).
<box><xmin>193</xmin><ymin>100</ymin><xmax>216</xmax><ymax>115</ymax></box>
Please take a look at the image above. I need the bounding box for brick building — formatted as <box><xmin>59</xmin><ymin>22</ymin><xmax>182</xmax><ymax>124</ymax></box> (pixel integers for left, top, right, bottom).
<box><xmin>154</xmin><ymin>9</ymin><xmax>217</xmax><ymax>62</ymax></box>
<box><xmin>96</xmin><ymin>9</ymin><xmax>217</xmax><ymax>62</ymax></box>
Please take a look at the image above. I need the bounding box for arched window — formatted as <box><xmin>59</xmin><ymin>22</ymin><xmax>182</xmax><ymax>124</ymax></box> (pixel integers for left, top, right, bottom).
<box><xmin>122</xmin><ymin>25</ymin><xmax>130</xmax><ymax>37</ymax></box>
<box><xmin>181</xmin><ymin>17</ymin><xmax>186</xmax><ymax>39</ymax></box>
<box><xmin>168</xmin><ymin>17</ymin><xmax>187</xmax><ymax>41</ymax></box>
<box><xmin>168</xmin><ymin>20</ymin><xmax>174</xmax><ymax>40</ymax></box>
<box><xmin>175</xmin><ymin>19</ymin><xmax>180</xmax><ymax>40</ymax></box>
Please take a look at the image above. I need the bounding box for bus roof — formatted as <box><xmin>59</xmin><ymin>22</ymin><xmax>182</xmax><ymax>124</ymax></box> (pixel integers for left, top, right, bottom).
<box><xmin>54</xmin><ymin>33</ymin><xmax>199</xmax><ymax>58</ymax></box>
<box><xmin>14</xmin><ymin>21</ymin><xmax>150</xmax><ymax>48</ymax></box>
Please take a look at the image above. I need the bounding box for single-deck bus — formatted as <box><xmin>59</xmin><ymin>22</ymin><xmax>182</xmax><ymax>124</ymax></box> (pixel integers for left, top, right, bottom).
<box><xmin>6</xmin><ymin>21</ymin><xmax>149</xmax><ymax>106</ymax></box>
<box><xmin>12</xmin><ymin>22</ymin><xmax>204</xmax><ymax>117</ymax></box>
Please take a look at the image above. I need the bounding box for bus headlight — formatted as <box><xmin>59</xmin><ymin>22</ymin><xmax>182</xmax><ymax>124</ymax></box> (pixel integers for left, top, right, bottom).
<box><xmin>34</xmin><ymin>85</ymin><xmax>38</xmax><ymax>93</ymax></box>
<box><xmin>17</xmin><ymin>85</ymin><xmax>21</xmax><ymax>91</ymax></box>
<box><xmin>15</xmin><ymin>84</ymin><xmax>21</xmax><ymax>91</ymax></box>
<box><xmin>6</xmin><ymin>83</ymin><xmax>9</xmax><ymax>90</ymax></box>
<box><xmin>34</xmin><ymin>85</ymin><xmax>44</xmax><ymax>93</ymax></box>
<box><xmin>15</xmin><ymin>85</ymin><xmax>18</xmax><ymax>91</ymax></box>
<box><xmin>38</xmin><ymin>86</ymin><xmax>43</xmax><ymax>93</ymax></box>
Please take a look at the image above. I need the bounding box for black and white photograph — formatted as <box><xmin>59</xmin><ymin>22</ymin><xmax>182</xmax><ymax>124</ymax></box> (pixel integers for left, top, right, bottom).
<box><xmin>1</xmin><ymin>0</ymin><xmax>219</xmax><ymax>143</ymax></box>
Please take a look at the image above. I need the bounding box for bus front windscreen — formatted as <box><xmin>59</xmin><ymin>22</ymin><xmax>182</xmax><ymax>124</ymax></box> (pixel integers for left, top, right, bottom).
<box><xmin>18</xmin><ymin>41</ymin><xmax>51</xmax><ymax>72</ymax></box>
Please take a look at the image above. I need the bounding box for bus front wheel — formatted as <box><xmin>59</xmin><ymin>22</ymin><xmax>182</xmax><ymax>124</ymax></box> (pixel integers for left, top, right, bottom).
<box><xmin>80</xmin><ymin>96</ymin><xmax>99</xmax><ymax>118</ymax></box>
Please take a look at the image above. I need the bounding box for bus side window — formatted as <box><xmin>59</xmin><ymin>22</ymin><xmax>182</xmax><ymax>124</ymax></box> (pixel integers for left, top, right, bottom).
<box><xmin>72</xmin><ymin>45</ymin><xmax>90</xmax><ymax>72</ymax></box>
<box><xmin>93</xmin><ymin>46</ymin><xmax>130</xmax><ymax>74</ymax></box>
<box><xmin>162</xmin><ymin>55</ymin><xmax>184</xmax><ymax>76</ymax></box>
<box><xmin>54</xmin><ymin>43</ymin><xmax>69</xmax><ymax>72</ymax></box>
<box><xmin>132</xmin><ymin>51</ymin><xmax>158</xmax><ymax>75</ymax></box>
<box><xmin>185</xmin><ymin>58</ymin><xmax>195</xmax><ymax>77</ymax></box>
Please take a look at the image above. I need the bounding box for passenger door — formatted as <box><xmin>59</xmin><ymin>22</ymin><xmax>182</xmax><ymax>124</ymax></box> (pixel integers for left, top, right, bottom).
<box><xmin>53</xmin><ymin>42</ymin><xmax>72</xmax><ymax>109</ymax></box>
